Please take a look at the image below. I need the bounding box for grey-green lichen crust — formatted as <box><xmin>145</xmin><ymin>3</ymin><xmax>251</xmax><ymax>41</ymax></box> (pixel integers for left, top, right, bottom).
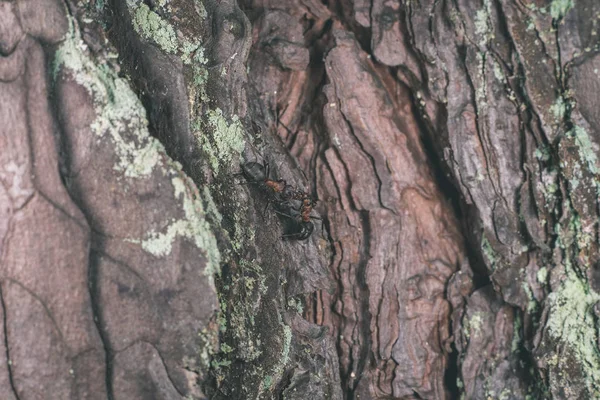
<box><xmin>131</xmin><ymin>2</ymin><xmax>178</xmax><ymax>53</ymax></box>
<box><xmin>52</xmin><ymin>18</ymin><xmax>221</xmax><ymax>282</ymax></box>
<box><xmin>543</xmin><ymin>269</ymin><xmax>600</xmax><ymax>396</ymax></box>
<box><xmin>122</xmin><ymin>1</ymin><xmax>294</xmax><ymax>397</ymax></box>
<box><xmin>550</xmin><ymin>0</ymin><xmax>575</xmax><ymax>20</ymax></box>
<box><xmin>543</xmin><ymin>202</ymin><xmax>600</xmax><ymax>397</ymax></box>
<box><xmin>126</xmin><ymin>0</ymin><xmax>246</xmax><ymax>175</ymax></box>
<box><xmin>196</xmin><ymin>109</ymin><xmax>246</xmax><ymax>174</ymax></box>
<box><xmin>540</xmin><ymin>128</ymin><xmax>600</xmax><ymax>396</ymax></box>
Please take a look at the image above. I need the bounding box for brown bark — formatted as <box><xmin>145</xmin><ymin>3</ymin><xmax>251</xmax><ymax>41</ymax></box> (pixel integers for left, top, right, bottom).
<box><xmin>2</xmin><ymin>0</ymin><xmax>600</xmax><ymax>399</ymax></box>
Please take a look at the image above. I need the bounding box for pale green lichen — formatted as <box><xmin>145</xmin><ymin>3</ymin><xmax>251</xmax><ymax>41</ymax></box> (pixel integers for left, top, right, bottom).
<box><xmin>53</xmin><ymin>27</ymin><xmax>161</xmax><ymax>178</ymax></box>
<box><xmin>492</xmin><ymin>59</ymin><xmax>506</xmax><ymax>83</ymax></box>
<box><xmin>53</xmin><ymin>19</ymin><xmax>221</xmax><ymax>281</ymax></box>
<box><xmin>193</xmin><ymin>0</ymin><xmax>208</xmax><ymax>19</ymax></box>
<box><xmin>537</xmin><ymin>267</ymin><xmax>548</xmax><ymax>283</ymax></box>
<box><xmin>556</xmin><ymin>203</ymin><xmax>594</xmax><ymax>252</ymax></box>
<box><xmin>90</xmin><ymin>98</ymin><xmax>161</xmax><ymax>177</ymax></box>
<box><xmin>257</xmin><ymin>316</ymin><xmax>292</xmax><ymax>396</ymax></box>
<box><xmin>220</xmin><ymin>343</ymin><xmax>233</xmax><ymax>354</ymax></box>
<box><xmin>196</xmin><ymin>326</ymin><xmax>219</xmax><ymax>371</ymax></box>
<box><xmin>469</xmin><ymin>312</ymin><xmax>484</xmax><ymax>335</ymax></box>
<box><xmin>131</xmin><ymin>3</ymin><xmax>178</xmax><ymax>53</ymax></box>
<box><xmin>526</xmin><ymin>20</ymin><xmax>535</xmax><ymax>32</ymax></box>
<box><xmin>196</xmin><ymin>108</ymin><xmax>245</xmax><ymax>174</ymax></box>
<box><xmin>474</xmin><ymin>0</ymin><xmax>493</xmax><ymax>48</ymax></box>
<box><xmin>128</xmin><ymin>0</ymin><xmax>210</xmax><ymax>106</ymax></box>
<box><xmin>511</xmin><ymin>313</ymin><xmax>522</xmax><ymax>352</ymax></box>
<box><xmin>462</xmin><ymin>310</ymin><xmax>486</xmax><ymax>346</ymax></box>
<box><xmin>211</xmin><ymin>358</ymin><xmax>232</xmax><ymax>369</ymax></box>
<box><xmin>282</xmin><ymin>324</ymin><xmax>292</xmax><ymax>359</ymax></box>
<box><xmin>134</xmin><ymin>175</ymin><xmax>221</xmax><ymax>284</ymax></box>
<box><xmin>550</xmin><ymin>96</ymin><xmax>567</xmax><ymax>122</ymax></box>
<box><xmin>481</xmin><ymin>235</ymin><xmax>498</xmax><ymax>269</ymax></box>
<box><xmin>240</xmin><ymin>260</ymin><xmax>267</xmax><ymax>294</ymax></box>
<box><xmin>181</xmin><ymin>40</ymin><xmax>207</xmax><ymax>65</ymax></box>
<box><xmin>541</xmin><ymin>179</ymin><xmax>559</xmax><ymax>205</ymax></box>
<box><xmin>287</xmin><ymin>297</ymin><xmax>304</xmax><ymax>314</ymax></box>
<box><xmin>550</xmin><ymin>0</ymin><xmax>575</xmax><ymax>20</ymax></box>
<box><xmin>570</xmin><ymin>177</ymin><xmax>581</xmax><ymax>189</ymax></box>
<box><xmin>545</xmin><ymin>272</ymin><xmax>600</xmax><ymax>395</ymax></box>
<box><xmin>223</xmin><ymin>260</ymin><xmax>268</xmax><ymax>364</ymax></box>
<box><xmin>139</xmin><ymin>180</ymin><xmax>221</xmax><ymax>280</ymax></box>
<box><xmin>263</xmin><ymin>375</ymin><xmax>273</xmax><ymax>390</ymax></box>
<box><xmin>522</xmin><ymin>281</ymin><xmax>538</xmax><ymax>313</ymax></box>
<box><xmin>571</xmin><ymin>125</ymin><xmax>599</xmax><ymax>175</ymax></box>
<box><xmin>229</xmin><ymin>302</ymin><xmax>262</xmax><ymax>361</ymax></box>
<box><xmin>202</xmin><ymin>186</ymin><xmax>223</xmax><ymax>224</ymax></box>
<box><xmin>474</xmin><ymin>52</ymin><xmax>488</xmax><ymax>109</ymax></box>
<box><xmin>141</xmin><ymin>220</ymin><xmax>190</xmax><ymax>256</ymax></box>
<box><xmin>534</xmin><ymin>146</ymin><xmax>551</xmax><ymax>162</ymax></box>
<box><xmin>230</xmin><ymin>206</ymin><xmax>255</xmax><ymax>252</ymax></box>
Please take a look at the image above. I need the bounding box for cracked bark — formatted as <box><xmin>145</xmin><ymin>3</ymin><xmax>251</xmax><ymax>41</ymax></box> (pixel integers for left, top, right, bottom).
<box><xmin>2</xmin><ymin>0</ymin><xmax>600</xmax><ymax>399</ymax></box>
<box><xmin>0</xmin><ymin>285</ymin><xmax>18</xmax><ymax>400</ymax></box>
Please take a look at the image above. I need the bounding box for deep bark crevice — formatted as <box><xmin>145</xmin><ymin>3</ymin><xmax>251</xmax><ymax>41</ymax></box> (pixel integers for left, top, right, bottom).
<box><xmin>88</xmin><ymin>247</ymin><xmax>115</xmax><ymax>400</ymax></box>
<box><xmin>0</xmin><ymin>286</ymin><xmax>20</xmax><ymax>400</ymax></box>
<box><xmin>2</xmin><ymin>0</ymin><xmax>600</xmax><ymax>398</ymax></box>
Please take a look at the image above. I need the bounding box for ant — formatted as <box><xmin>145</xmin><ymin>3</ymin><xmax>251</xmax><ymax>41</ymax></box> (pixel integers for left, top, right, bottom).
<box><xmin>240</xmin><ymin>160</ymin><xmax>320</xmax><ymax>240</ymax></box>
<box><xmin>240</xmin><ymin>161</ymin><xmax>303</xmax><ymax>204</ymax></box>
<box><xmin>275</xmin><ymin>192</ymin><xmax>319</xmax><ymax>241</ymax></box>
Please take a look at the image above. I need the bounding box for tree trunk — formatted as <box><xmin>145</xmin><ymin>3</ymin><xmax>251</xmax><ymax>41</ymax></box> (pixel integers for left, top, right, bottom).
<box><xmin>1</xmin><ymin>0</ymin><xmax>599</xmax><ymax>399</ymax></box>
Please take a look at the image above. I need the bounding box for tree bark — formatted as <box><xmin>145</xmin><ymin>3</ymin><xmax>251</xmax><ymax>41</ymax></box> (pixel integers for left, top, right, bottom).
<box><xmin>1</xmin><ymin>0</ymin><xmax>599</xmax><ymax>399</ymax></box>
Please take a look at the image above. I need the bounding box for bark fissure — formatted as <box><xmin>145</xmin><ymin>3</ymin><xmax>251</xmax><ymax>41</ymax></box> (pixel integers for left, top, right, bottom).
<box><xmin>0</xmin><ymin>285</ymin><xmax>20</xmax><ymax>400</ymax></box>
<box><xmin>335</xmin><ymin>90</ymin><xmax>397</xmax><ymax>215</ymax></box>
<box><xmin>141</xmin><ymin>340</ymin><xmax>186</xmax><ymax>397</ymax></box>
<box><xmin>88</xmin><ymin>248</ymin><xmax>114</xmax><ymax>400</ymax></box>
<box><xmin>348</xmin><ymin>211</ymin><xmax>373</xmax><ymax>396</ymax></box>
<box><xmin>1</xmin><ymin>0</ymin><xmax>599</xmax><ymax>398</ymax></box>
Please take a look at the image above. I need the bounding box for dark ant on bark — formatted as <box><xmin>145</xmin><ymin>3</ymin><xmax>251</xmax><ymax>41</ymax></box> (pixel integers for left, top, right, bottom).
<box><xmin>240</xmin><ymin>161</ymin><xmax>301</xmax><ymax>203</ymax></box>
<box><xmin>239</xmin><ymin>160</ymin><xmax>319</xmax><ymax>240</ymax></box>
<box><xmin>275</xmin><ymin>193</ymin><xmax>319</xmax><ymax>241</ymax></box>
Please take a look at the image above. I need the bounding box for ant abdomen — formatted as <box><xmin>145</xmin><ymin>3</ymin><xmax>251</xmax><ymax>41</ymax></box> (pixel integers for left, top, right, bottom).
<box><xmin>290</xmin><ymin>221</ymin><xmax>314</xmax><ymax>240</ymax></box>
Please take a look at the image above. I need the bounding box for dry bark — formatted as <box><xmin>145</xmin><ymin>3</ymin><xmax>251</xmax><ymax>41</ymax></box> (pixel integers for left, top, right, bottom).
<box><xmin>1</xmin><ymin>0</ymin><xmax>600</xmax><ymax>399</ymax></box>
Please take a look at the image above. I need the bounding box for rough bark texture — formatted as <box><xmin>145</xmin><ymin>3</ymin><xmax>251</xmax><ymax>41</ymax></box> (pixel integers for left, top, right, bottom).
<box><xmin>1</xmin><ymin>0</ymin><xmax>600</xmax><ymax>399</ymax></box>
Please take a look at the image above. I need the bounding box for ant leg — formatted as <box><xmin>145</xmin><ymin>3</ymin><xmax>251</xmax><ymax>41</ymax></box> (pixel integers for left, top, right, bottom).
<box><xmin>263</xmin><ymin>199</ymin><xmax>272</xmax><ymax>215</ymax></box>
<box><xmin>282</xmin><ymin>232</ymin><xmax>302</xmax><ymax>239</ymax></box>
<box><xmin>236</xmin><ymin>179</ymin><xmax>258</xmax><ymax>186</ymax></box>
<box><xmin>273</xmin><ymin>209</ymin><xmax>297</xmax><ymax>220</ymax></box>
<box><xmin>282</xmin><ymin>229</ymin><xmax>309</xmax><ymax>240</ymax></box>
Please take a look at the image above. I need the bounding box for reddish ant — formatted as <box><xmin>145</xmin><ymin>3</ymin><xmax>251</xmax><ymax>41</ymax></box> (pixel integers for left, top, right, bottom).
<box><xmin>275</xmin><ymin>192</ymin><xmax>319</xmax><ymax>240</ymax></box>
<box><xmin>240</xmin><ymin>160</ymin><xmax>319</xmax><ymax>240</ymax></box>
<box><xmin>240</xmin><ymin>161</ymin><xmax>303</xmax><ymax>203</ymax></box>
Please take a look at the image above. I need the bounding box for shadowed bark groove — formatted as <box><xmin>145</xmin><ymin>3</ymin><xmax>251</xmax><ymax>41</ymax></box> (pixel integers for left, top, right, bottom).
<box><xmin>0</xmin><ymin>286</ymin><xmax>19</xmax><ymax>400</ymax></box>
<box><xmin>1</xmin><ymin>0</ymin><xmax>600</xmax><ymax>399</ymax></box>
<box><xmin>88</xmin><ymin>247</ymin><xmax>115</xmax><ymax>400</ymax></box>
